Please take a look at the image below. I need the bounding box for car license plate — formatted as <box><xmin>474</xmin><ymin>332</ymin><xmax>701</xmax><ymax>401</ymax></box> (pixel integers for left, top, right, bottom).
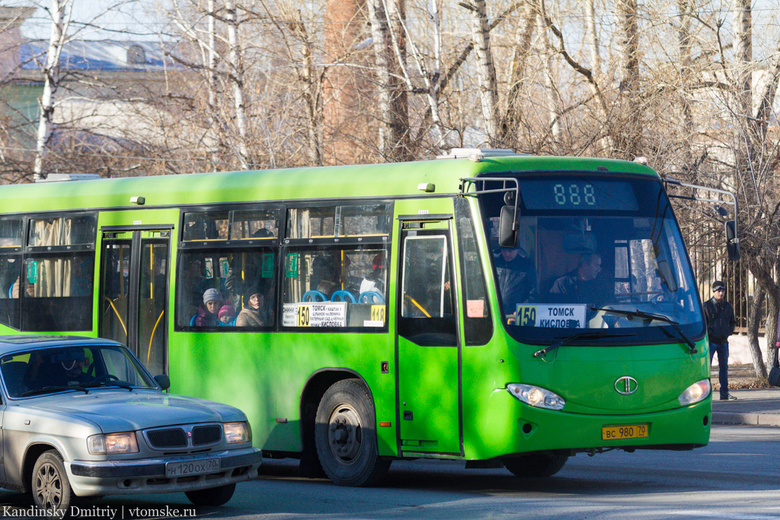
<box><xmin>165</xmin><ymin>458</ymin><xmax>221</xmax><ymax>478</ymax></box>
<box><xmin>602</xmin><ymin>424</ymin><xmax>649</xmax><ymax>441</ymax></box>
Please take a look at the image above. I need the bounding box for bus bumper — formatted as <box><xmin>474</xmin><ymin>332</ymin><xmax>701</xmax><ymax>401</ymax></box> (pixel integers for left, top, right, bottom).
<box><xmin>473</xmin><ymin>393</ymin><xmax>711</xmax><ymax>459</ymax></box>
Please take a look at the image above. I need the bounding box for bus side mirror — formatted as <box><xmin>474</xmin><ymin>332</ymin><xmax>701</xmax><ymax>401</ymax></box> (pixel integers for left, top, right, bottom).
<box><xmin>155</xmin><ymin>374</ymin><xmax>171</xmax><ymax>391</ymax></box>
<box><xmin>726</xmin><ymin>220</ymin><xmax>740</xmax><ymax>261</ymax></box>
<box><xmin>499</xmin><ymin>205</ymin><xmax>518</xmax><ymax>248</ymax></box>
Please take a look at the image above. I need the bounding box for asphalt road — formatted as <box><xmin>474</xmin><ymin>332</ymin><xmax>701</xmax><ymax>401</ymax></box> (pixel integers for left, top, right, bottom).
<box><xmin>1</xmin><ymin>424</ymin><xmax>778</xmax><ymax>519</ymax></box>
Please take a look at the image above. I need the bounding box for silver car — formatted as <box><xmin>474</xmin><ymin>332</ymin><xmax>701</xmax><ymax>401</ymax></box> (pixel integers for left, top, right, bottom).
<box><xmin>0</xmin><ymin>336</ymin><xmax>262</xmax><ymax>514</ymax></box>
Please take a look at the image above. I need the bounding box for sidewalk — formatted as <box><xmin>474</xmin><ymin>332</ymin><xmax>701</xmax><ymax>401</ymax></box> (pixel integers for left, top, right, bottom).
<box><xmin>711</xmin><ymin>388</ymin><xmax>780</xmax><ymax>427</ymax></box>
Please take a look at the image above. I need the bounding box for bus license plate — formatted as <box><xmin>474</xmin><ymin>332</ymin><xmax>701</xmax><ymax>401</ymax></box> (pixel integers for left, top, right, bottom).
<box><xmin>165</xmin><ymin>458</ymin><xmax>220</xmax><ymax>478</ymax></box>
<box><xmin>602</xmin><ymin>424</ymin><xmax>648</xmax><ymax>441</ymax></box>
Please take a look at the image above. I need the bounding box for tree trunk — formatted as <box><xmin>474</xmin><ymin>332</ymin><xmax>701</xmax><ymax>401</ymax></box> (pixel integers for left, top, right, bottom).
<box><xmin>33</xmin><ymin>0</ymin><xmax>73</xmax><ymax>181</ymax></box>
<box><xmin>535</xmin><ymin>6</ymin><xmax>561</xmax><ymax>143</ymax></box>
<box><xmin>225</xmin><ymin>0</ymin><xmax>249</xmax><ymax>168</ymax></box>
<box><xmin>464</xmin><ymin>0</ymin><xmax>499</xmax><ymax>146</ymax></box>
<box><xmin>746</xmin><ymin>284</ymin><xmax>768</xmax><ymax>379</ymax></box>
<box><xmin>367</xmin><ymin>0</ymin><xmax>410</xmax><ymax>162</ymax></box>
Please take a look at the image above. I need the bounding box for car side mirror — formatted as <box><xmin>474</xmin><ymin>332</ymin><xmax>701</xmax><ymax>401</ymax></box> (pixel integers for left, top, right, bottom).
<box><xmin>725</xmin><ymin>220</ymin><xmax>740</xmax><ymax>262</ymax></box>
<box><xmin>154</xmin><ymin>374</ymin><xmax>171</xmax><ymax>391</ymax></box>
<box><xmin>499</xmin><ymin>205</ymin><xmax>518</xmax><ymax>248</ymax></box>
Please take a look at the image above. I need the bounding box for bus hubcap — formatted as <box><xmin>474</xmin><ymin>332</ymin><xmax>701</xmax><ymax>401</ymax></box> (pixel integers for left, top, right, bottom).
<box><xmin>329</xmin><ymin>405</ymin><xmax>363</xmax><ymax>462</ymax></box>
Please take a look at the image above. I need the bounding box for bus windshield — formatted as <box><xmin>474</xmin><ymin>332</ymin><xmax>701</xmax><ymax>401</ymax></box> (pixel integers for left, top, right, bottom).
<box><xmin>479</xmin><ymin>173</ymin><xmax>705</xmax><ymax>346</ymax></box>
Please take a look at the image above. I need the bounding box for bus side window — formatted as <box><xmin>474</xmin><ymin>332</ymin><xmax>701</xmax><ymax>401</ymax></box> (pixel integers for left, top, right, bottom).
<box><xmin>455</xmin><ymin>199</ymin><xmax>493</xmax><ymax>345</ymax></box>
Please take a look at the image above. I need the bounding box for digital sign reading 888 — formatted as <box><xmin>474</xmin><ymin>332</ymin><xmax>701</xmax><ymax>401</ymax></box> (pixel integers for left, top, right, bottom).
<box><xmin>553</xmin><ymin>183</ymin><xmax>596</xmax><ymax>207</ymax></box>
<box><xmin>519</xmin><ymin>179</ymin><xmax>639</xmax><ymax>211</ymax></box>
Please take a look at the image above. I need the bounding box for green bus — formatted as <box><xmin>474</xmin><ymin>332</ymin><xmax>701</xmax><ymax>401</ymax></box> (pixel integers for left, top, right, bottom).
<box><xmin>0</xmin><ymin>150</ymin><xmax>720</xmax><ymax>486</ymax></box>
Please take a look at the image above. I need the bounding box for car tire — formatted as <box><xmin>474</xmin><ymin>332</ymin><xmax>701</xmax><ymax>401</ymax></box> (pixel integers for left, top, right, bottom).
<box><xmin>315</xmin><ymin>378</ymin><xmax>390</xmax><ymax>487</ymax></box>
<box><xmin>32</xmin><ymin>450</ymin><xmax>72</xmax><ymax>514</ymax></box>
<box><xmin>185</xmin><ymin>483</ymin><xmax>236</xmax><ymax>506</ymax></box>
<box><xmin>502</xmin><ymin>453</ymin><xmax>568</xmax><ymax>478</ymax></box>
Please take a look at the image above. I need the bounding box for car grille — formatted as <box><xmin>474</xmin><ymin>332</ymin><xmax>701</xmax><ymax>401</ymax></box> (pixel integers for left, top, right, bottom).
<box><xmin>145</xmin><ymin>424</ymin><xmax>223</xmax><ymax>449</ymax></box>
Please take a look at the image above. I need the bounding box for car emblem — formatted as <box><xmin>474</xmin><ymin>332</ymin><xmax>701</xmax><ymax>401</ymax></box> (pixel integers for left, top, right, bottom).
<box><xmin>615</xmin><ymin>376</ymin><xmax>638</xmax><ymax>395</ymax></box>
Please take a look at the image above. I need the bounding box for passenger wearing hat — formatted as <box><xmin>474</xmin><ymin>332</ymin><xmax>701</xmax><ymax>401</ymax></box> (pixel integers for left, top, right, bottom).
<box><xmin>703</xmin><ymin>281</ymin><xmax>737</xmax><ymax>400</ymax></box>
<box><xmin>236</xmin><ymin>288</ymin><xmax>265</xmax><ymax>327</ymax></box>
<box><xmin>359</xmin><ymin>252</ymin><xmax>386</xmax><ymax>296</ymax></box>
<box><xmin>218</xmin><ymin>304</ymin><xmax>237</xmax><ymax>326</ymax></box>
<box><xmin>195</xmin><ymin>288</ymin><xmax>223</xmax><ymax>327</ymax></box>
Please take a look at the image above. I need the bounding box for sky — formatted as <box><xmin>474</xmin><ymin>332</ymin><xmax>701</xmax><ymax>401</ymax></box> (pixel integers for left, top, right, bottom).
<box><xmin>9</xmin><ymin>0</ymin><xmax>165</xmax><ymax>41</ymax></box>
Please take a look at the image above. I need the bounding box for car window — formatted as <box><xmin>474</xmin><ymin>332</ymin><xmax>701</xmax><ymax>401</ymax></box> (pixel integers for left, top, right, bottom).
<box><xmin>0</xmin><ymin>345</ymin><xmax>156</xmax><ymax>398</ymax></box>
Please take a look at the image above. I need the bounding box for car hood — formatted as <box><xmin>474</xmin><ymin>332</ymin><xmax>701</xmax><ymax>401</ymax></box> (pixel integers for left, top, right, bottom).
<box><xmin>23</xmin><ymin>390</ymin><xmax>243</xmax><ymax>433</ymax></box>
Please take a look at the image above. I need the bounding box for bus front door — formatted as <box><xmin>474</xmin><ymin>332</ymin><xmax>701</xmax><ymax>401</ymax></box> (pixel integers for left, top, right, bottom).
<box><xmin>396</xmin><ymin>218</ymin><xmax>461</xmax><ymax>456</ymax></box>
<box><xmin>99</xmin><ymin>228</ymin><xmax>170</xmax><ymax>375</ymax></box>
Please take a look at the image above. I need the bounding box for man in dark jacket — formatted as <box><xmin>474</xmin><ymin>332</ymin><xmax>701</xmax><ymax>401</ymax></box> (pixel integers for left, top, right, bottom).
<box><xmin>704</xmin><ymin>281</ymin><xmax>737</xmax><ymax>400</ymax></box>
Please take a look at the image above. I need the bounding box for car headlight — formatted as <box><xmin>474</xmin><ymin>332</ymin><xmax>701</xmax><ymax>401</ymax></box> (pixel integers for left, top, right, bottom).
<box><xmin>224</xmin><ymin>421</ymin><xmax>251</xmax><ymax>444</ymax></box>
<box><xmin>507</xmin><ymin>383</ymin><xmax>565</xmax><ymax>410</ymax></box>
<box><xmin>87</xmin><ymin>432</ymin><xmax>139</xmax><ymax>455</ymax></box>
<box><xmin>678</xmin><ymin>379</ymin><xmax>711</xmax><ymax>406</ymax></box>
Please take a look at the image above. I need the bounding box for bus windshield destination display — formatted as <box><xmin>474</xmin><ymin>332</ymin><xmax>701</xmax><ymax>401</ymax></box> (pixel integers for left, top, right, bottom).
<box><xmin>519</xmin><ymin>179</ymin><xmax>639</xmax><ymax>211</ymax></box>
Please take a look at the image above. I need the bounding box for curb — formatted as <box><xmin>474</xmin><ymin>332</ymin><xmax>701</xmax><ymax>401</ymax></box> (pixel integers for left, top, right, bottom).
<box><xmin>712</xmin><ymin>412</ymin><xmax>780</xmax><ymax>427</ymax></box>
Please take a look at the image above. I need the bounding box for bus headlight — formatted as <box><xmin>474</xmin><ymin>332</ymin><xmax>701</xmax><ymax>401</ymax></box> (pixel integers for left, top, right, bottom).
<box><xmin>507</xmin><ymin>384</ymin><xmax>565</xmax><ymax>410</ymax></box>
<box><xmin>678</xmin><ymin>380</ymin><xmax>711</xmax><ymax>406</ymax></box>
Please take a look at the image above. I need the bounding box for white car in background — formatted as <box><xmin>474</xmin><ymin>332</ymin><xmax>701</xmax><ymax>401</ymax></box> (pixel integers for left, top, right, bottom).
<box><xmin>0</xmin><ymin>336</ymin><xmax>262</xmax><ymax>514</ymax></box>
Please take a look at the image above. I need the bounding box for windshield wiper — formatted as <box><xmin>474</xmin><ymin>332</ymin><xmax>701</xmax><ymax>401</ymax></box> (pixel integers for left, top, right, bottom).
<box><xmin>533</xmin><ymin>331</ymin><xmax>637</xmax><ymax>358</ymax></box>
<box><xmin>589</xmin><ymin>307</ymin><xmax>697</xmax><ymax>353</ymax></box>
<box><xmin>21</xmin><ymin>385</ymin><xmax>89</xmax><ymax>397</ymax></box>
<box><xmin>83</xmin><ymin>380</ymin><xmax>134</xmax><ymax>391</ymax></box>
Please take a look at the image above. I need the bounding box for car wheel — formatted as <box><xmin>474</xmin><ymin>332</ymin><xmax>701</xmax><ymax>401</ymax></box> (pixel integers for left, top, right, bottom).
<box><xmin>185</xmin><ymin>483</ymin><xmax>236</xmax><ymax>506</ymax></box>
<box><xmin>32</xmin><ymin>450</ymin><xmax>72</xmax><ymax>514</ymax></box>
<box><xmin>315</xmin><ymin>379</ymin><xmax>390</xmax><ymax>487</ymax></box>
<box><xmin>502</xmin><ymin>453</ymin><xmax>568</xmax><ymax>478</ymax></box>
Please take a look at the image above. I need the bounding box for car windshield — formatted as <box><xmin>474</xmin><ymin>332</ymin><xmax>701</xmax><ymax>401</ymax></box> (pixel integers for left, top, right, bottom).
<box><xmin>479</xmin><ymin>173</ymin><xmax>706</xmax><ymax>346</ymax></box>
<box><xmin>0</xmin><ymin>344</ymin><xmax>157</xmax><ymax>398</ymax></box>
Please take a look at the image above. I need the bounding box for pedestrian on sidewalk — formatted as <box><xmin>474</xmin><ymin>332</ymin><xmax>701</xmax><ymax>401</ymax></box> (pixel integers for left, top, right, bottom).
<box><xmin>704</xmin><ymin>280</ymin><xmax>737</xmax><ymax>400</ymax></box>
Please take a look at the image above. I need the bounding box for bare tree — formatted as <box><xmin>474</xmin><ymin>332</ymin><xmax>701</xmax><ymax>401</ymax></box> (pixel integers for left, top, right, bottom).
<box><xmin>32</xmin><ymin>0</ymin><xmax>74</xmax><ymax>180</ymax></box>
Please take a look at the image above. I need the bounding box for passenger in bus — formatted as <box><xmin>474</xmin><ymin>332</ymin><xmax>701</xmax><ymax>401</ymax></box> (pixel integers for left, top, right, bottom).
<box><xmin>359</xmin><ymin>253</ymin><xmax>386</xmax><ymax>295</ymax></box>
<box><xmin>218</xmin><ymin>304</ymin><xmax>237</xmax><ymax>326</ymax></box>
<box><xmin>9</xmin><ymin>277</ymin><xmax>34</xmax><ymax>298</ymax></box>
<box><xmin>236</xmin><ymin>288</ymin><xmax>265</xmax><ymax>327</ymax></box>
<box><xmin>493</xmin><ymin>245</ymin><xmax>536</xmax><ymax>312</ymax></box>
<box><xmin>549</xmin><ymin>253</ymin><xmax>603</xmax><ymax>303</ymax></box>
<box><xmin>194</xmin><ymin>288</ymin><xmax>222</xmax><ymax>327</ymax></box>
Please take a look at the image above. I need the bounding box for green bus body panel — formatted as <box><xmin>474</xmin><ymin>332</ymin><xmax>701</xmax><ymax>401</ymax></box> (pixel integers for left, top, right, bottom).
<box><xmin>0</xmin><ymin>157</ymin><xmax>655</xmax><ymax>214</ymax></box>
<box><xmin>0</xmin><ymin>155</ymin><xmax>709</xmax><ymax>463</ymax></box>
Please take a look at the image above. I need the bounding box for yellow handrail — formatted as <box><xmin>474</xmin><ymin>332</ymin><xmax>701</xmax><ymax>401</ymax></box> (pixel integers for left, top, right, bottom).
<box><xmin>104</xmin><ymin>297</ymin><xmax>127</xmax><ymax>337</ymax></box>
<box><xmin>404</xmin><ymin>295</ymin><xmax>431</xmax><ymax>318</ymax></box>
<box><xmin>148</xmin><ymin>310</ymin><xmax>165</xmax><ymax>366</ymax></box>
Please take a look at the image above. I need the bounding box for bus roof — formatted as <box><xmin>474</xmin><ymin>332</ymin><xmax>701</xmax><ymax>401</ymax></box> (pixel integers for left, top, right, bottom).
<box><xmin>4</xmin><ymin>156</ymin><xmax>657</xmax><ymax>213</ymax></box>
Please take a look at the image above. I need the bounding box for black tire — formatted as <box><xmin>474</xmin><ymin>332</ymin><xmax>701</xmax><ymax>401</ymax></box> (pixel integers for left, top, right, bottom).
<box><xmin>315</xmin><ymin>379</ymin><xmax>390</xmax><ymax>487</ymax></box>
<box><xmin>185</xmin><ymin>483</ymin><xmax>236</xmax><ymax>506</ymax></box>
<box><xmin>32</xmin><ymin>450</ymin><xmax>72</xmax><ymax>514</ymax></box>
<box><xmin>502</xmin><ymin>453</ymin><xmax>568</xmax><ymax>478</ymax></box>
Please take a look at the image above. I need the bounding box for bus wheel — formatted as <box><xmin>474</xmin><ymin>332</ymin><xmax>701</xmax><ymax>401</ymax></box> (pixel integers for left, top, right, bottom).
<box><xmin>32</xmin><ymin>450</ymin><xmax>72</xmax><ymax>514</ymax></box>
<box><xmin>315</xmin><ymin>379</ymin><xmax>390</xmax><ymax>487</ymax></box>
<box><xmin>502</xmin><ymin>453</ymin><xmax>568</xmax><ymax>478</ymax></box>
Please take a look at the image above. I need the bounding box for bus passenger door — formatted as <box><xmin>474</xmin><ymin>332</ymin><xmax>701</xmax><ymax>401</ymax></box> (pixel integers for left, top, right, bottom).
<box><xmin>396</xmin><ymin>217</ymin><xmax>461</xmax><ymax>455</ymax></box>
<box><xmin>99</xmin><ymin>228</ymin><xmax>170</xmax><ymax>375</ymax></box>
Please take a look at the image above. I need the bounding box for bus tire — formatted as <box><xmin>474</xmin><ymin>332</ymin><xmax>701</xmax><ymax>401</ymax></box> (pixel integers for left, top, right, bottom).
<box><xmin>315</xmin><ymin>379</ymin><xmax>390</xmax><ymax>487</ymax></box>
<box><xmin>502</xmin><ymin>453</ymin><xmax>568</xmax><ymax>478</ymax></box>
